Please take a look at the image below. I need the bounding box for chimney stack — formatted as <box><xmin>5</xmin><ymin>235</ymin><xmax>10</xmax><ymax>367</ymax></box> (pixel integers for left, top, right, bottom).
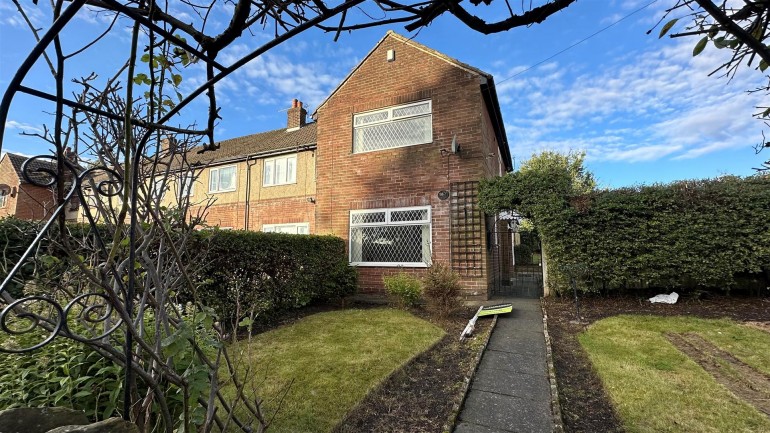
<box><xmin>287</xmin><ymin>98</ymin><xmax>307</xmax><ymax>130</ymax></box>
<box><xmin>160</xmin><ymin>136</ymin><xmax>177</xmax><ymax>154</ymax></box>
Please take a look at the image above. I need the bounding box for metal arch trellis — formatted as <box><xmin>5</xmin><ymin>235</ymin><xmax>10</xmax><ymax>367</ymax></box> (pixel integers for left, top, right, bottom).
<box><xmin>0</xmin><ymin>0</ymin><xmax>377</xmax><ymax>422</ymax></box>
<box><xmin>0</xmin><ymin>0</ymin><xmax>578</xmax><ymax>428</ymax></box>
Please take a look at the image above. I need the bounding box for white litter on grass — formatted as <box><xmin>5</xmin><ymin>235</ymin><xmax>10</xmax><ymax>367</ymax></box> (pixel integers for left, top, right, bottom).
<box><xmin>649</xmin><ymin>292</ymin><xmax>679</xmax><ymax>304</ymax></box>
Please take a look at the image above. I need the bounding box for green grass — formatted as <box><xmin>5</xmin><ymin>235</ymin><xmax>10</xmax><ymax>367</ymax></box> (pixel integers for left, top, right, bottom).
<box><xmin>579</xmin><ymin>315</ymin><xmax>770</xmax><ymax>433</ymax></box>
<box><xmin>224</xmin><ymin>308</ymin><xmax>445</xmax><ymax>433</ymax></box>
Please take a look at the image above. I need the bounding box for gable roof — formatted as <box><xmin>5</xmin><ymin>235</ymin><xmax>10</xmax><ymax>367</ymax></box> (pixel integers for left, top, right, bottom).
<box><xmin>184</xmin><ymin>122</ymin><xmax>317</xmax><ymax>166</ymax></box>
<box><xmin>313</xmin><ymin>31</ymin><xmax>512</xmax><ymax>172</ymax></box>
<box><xmin>315</xmin><ymin>31</ymin><xmax>491</xmax><ymax>114</ymax></box>
<box><xmin>2</xmin><ymin>152</ymin><xmax>59</xmax><ymax>185</ymax></box>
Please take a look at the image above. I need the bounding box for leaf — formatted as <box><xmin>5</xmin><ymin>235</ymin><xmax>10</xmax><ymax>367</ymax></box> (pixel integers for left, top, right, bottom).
<box><xmin>761</xmin><ymin>59</ymin><xmax>769</xmax><ymax>72</ymax></box>
<box><xmin>140</xmin><ymin>53</ymin><xmax>151</xmax><ymax>63</ymax></box>
<box><xmin>693</xmin><ymin>36</ymin><xmax>708</xmax><ymax>56</ymax></box>
<box><xmin>172</xmin><ymin>73</ymin><xmax>182</xmax><ymax>87</ymax></box>
<box><xmin>659</xmin><ymin>19</ymin><xmax>678</xmax><ymax>38</ymax></box>
<box><xmin>713</xmin><ymin>37</ymin><xmax>729</xmax><ymax>49</ymax></box>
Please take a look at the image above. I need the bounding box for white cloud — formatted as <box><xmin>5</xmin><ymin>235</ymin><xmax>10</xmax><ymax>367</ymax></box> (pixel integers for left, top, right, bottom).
<box><xmin>5</xmin><ymin>121</ymin><xmax>44</xmax><ymax>135</ymax></box>
<box><xmin>212</xmin><ymin>43</ymin><xmax>345</xmax><ymax>110</ymax></box>
<box><xmin>496</xmin><ymin>36</ymin><xmax>767</xmax><ymax>164</ymax></box>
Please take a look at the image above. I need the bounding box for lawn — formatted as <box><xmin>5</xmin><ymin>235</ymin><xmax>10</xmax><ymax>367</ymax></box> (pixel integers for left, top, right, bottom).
<box><xmin>224</xmin><ymin>308</ymin><xmax>445</xmax><ymax>433</ymax></box>
<box><xmin>579</xmin><ymin>315</ymin><xmax>770</xmax><ymax>433</ymax></box>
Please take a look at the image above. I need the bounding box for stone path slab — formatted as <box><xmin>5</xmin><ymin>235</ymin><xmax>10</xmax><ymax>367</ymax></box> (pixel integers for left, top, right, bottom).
<box><xmin>456</xmin><ymin>298</ymin><xmax>554</xmax><ymax>433</ymax></box>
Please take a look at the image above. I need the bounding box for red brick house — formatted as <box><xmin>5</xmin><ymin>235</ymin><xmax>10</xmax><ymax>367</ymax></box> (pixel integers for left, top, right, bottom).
<box><xmin>313</xmin><ymin>32</ymin><xmax>511</xmax><ymax>298</ymax></box>
<box><xmin>155</xmin><ymin>31</ymin><xmax>513</xmax><ymax>299</ymax></box>
<box><xmin>0</xmin><ymin>152</ymin><xmax>80</xmax><ymax>221</ymax></box>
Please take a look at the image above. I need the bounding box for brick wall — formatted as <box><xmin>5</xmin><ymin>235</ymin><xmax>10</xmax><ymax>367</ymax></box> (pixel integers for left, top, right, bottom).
<box><xmin>199</xmin><ymin>196</ymin><xmax>315</xmax><ymax>231</ymax></box>
<box><xmin>0</xmin><ymin>155</ymin><xmax>18</xmax><ymax>219</ymax></box>
<box><xmin>0</xmin><ymin>155</ymin><xmax>54</xmax><ymax>220</ymax></box>
<box><xmin>315</xmin><ymin>33</ymin><xmax>505</xmax><ymax>299</ymax></box>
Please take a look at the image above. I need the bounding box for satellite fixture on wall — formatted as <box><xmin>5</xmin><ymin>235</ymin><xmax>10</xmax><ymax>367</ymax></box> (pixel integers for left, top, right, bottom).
<box><xmin>451</xmin><ymin>134</ymin><xmax>461</xmax><ymax>154</ymax></box>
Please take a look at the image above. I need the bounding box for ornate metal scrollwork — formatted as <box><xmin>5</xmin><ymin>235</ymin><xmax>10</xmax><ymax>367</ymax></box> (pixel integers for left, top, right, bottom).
<box><xmin>0</xmin><ymin>155</ymin><xmax>126</xmax><ymax>353</ymax></box>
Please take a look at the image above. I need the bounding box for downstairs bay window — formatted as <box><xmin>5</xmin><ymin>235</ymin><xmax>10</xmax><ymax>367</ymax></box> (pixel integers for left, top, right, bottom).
<box><xmin>349</xmin><ymin>206</ymin><xmax>431</xmax><ymax>267</ymax></box>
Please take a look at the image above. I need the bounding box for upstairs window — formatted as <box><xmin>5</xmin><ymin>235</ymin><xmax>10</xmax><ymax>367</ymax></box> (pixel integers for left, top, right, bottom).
<box><xmin>152</xmin><ymin>177</ymin><xmax>168</xmax><ymax>201</ymax></box>
<box><xmin>209</xmin><ymin>165</ymin><xmax>236</xmax><ymax>193</ymax></box>
<box><xmin>0</xmin><ymin>187</ymin><xmax>8</xmax><ymax>208</ymax></box>
<box><xmin>353</xmin><ymin>100</ymin><xmax>432</xmax><ymax>153</ymax></box>
<box><xmin>349</xmin><ymin>206</ymin><xmax>431</xmax><ymax>267</ymax></box>
<box><xmin>179</xmin><ymin>173</ymin><xmax>195</xmax><ymax>198</ymax></box>
<box><xmin>263</xmin><ymin>155</ymin><xmax>296</xmax><ymax>186</ymax></box>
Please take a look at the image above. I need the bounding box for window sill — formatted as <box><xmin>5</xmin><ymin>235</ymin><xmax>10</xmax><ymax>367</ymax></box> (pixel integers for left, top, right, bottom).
<box><xmin>262</xmin><ymin>182</ymin><xmax>297</xmax><ymax>188</ymax></box>
<box><xmin>350</xmin><ymin>262</ymin><xmax>429</xmax><ymax>268</ymax></box>
<box><xmin>208</xmin><ymin>189</ymin><xmax>237</xmax><ymax>194</ymax></box>
<box><xmin>351</xmin><ymin>140</ymin><xmax>433</xmax><ymax>155</ymax></box>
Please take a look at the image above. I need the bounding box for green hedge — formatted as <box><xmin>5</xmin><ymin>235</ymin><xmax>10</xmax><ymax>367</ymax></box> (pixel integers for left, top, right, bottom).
<box><xmin>542</xmin><ymin>176</ymin><xmax>770</xmax><ymax>293</ymax></box>
<box><xmin>0</xmin><ymin>219</ymin><xmax>357</xmax><ymax>325</ymax></box>
<box><xmin>185</xmin><ymin>230</ymin><xmax>357</xmax><ymax>325</ymax></box>
<box><xmin>0</xmin><ymin>217</ymin><xmax>41</xmax><ymax>298</ymax></box>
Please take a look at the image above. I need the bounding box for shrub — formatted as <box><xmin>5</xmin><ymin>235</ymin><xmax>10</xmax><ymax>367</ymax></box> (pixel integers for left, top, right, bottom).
<box><xmin>482</xmin><ymin>172</ymin><xmax>770</xmax><ymax>294</ymax></box>
<box><xmin>0</xmin><ymin>335</ymin><xmax>122</xmax><ymax>420</ymax></box>
<box><xmin>383</xmin><ymin>272</ymin><xmax>422</xmax><ymax>308</ymax></box>
<box><xmin>423</xmin><ymin>262</ymin><xmax>462</xmax><ymax>318</ymax></box>
<box><xmin>186</xmin><ymin>230</ymin><xmax>357</xmax><ymax>327</ymax></box>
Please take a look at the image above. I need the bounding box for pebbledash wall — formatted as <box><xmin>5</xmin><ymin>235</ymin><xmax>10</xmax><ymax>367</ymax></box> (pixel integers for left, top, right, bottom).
<box><xmin>314</xmin><ymin>32</ymin><xmax>508</xmax><ymax>299</ymax></box>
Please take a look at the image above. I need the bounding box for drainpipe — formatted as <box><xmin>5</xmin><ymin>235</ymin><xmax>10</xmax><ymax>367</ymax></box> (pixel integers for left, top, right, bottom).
<box><xmin>244</xmin><ymin>154</ymin><xmax>258</xmax><ymax>230</ymax></box>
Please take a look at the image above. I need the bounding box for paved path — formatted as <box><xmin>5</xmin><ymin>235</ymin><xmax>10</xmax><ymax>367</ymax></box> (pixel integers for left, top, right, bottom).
<box><xmin>455</xmin><ymin>298</ymin><xmax>553</xmax><ymax>433</ymax></box>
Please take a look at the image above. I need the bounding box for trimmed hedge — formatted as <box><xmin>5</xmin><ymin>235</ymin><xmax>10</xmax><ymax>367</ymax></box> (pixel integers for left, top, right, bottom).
<box><xmin>544</xmin><ymin>176</ymin><xmax>770</xmax><ymax>293</ymax></box>
<box><xmin>0</xmin><ymin>219</ymin><xmax>357</xmax><ymax>325</ymax></box>
<box><xmin>0</xmin><ymin>217</ymin><xmax>41</xmax><ymax>298</ymax></box>
<box><xmin>185</xmin><ymin>230</ymin><xmax>357</xmax><ymax>325</ymax></box>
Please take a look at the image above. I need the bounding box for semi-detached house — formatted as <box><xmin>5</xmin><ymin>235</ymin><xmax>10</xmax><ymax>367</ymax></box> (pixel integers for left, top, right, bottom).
<box><xmin>147</xmin><ymin>31</ymin><xmax>513</xmax><ymax>299</ymax></box>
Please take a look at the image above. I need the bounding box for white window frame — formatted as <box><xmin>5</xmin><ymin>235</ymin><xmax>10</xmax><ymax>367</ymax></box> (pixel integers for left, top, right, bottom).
<box><xmin>179</xmin><ymin>172</ymin><xmax>195</xmax><ymax>198</ymax></box>
<box><xmin>353</xmin><ymin>100</ymin><xmax>433</xmax><ymax>154</ymax></box>
<box><xmin>349</xmin><ymin>205</ymin><xmax>432</xmax><ymax>267</ymax></box>
<box><xmin>0</xmin><ymin>189</ymin><xmax>8</xmax><ymax>208</ymax></box>
<box><xmin>208</xmin><ymin>165</ymin><xmax>237</xmax><ymax>193</ymax></box>
<box><xmin>152</xmin><ymin>177</ymin><xmax>168</xmax><ymax>201</ymax></box>
<box><xmin>263</xmin><ymin>155</ymin><xmax>297</xmax><ymax>187</ymax></box>
<box><xmin>262</xmin><ymin>222</ymin><xmax>310</xmax><ymax>235</ymax></box>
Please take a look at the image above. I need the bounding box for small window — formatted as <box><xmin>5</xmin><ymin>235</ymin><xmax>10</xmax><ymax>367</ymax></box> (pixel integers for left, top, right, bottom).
<box><xmin>209</xmin><ymin>165</ymin><xmax>236</xmax><ymax>193</ymax></box>
<box><xmin>179</xmin><ymin>173</ymin><xmax>195</xmax><ymax>197</ymax></box>
<box><xmin>152</xmin><ymin>177</ymin><xmax>168</xmax><ymax>201</ymax></box>
<box><xmin>263</xmin><ymin>155</ymin><xmax>297</xmax><ymax>186</ymax></box>
<box><xmin>263</xmin><ymin>222</ymin><xmax>309</xmax><ymax>234</ymax></box>
<box><xmin>0</xmin><ymin>188</ymin><xmax>8</xmax><ymax>208</ymax></box>
<box><xmin>353</xmin><ymin>100</ymin><xmax>432</xmax><ymax>153</ymax></box>
<box><xmin>349</xmin><ymin>206</ymin><xmax>431</xmax><ymax>267</ymax></box>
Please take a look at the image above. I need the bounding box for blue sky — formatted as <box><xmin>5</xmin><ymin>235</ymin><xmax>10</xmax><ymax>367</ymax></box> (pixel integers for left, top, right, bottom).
<box><xmin>1</xmin><ymin>0</ymin><xmax>768</xmax><ymax>187</ymax></box>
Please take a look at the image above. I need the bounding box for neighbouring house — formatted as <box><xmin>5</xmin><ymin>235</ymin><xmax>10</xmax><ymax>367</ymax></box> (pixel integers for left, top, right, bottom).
<box><xmin>85</xmin><ymin>31</ymin><xmax>515</xmax><ymax>299</ymax></box>
<box><xmin>0</xmin><ymin>152</ymin><xmax>80</xmax><ymax>221</ymax></box>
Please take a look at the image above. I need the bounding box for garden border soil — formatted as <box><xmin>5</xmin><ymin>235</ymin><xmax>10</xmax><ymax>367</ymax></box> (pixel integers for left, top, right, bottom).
<box><xmin>541</xmin><ymin>298</ymin><xmax>565</xmax><ymax>433</ymax></box>
<box><xmin>334</xmin><ymin>308</ymin><xmax>494</xmax><ymax>433</ymax></box>
<box><xmin>544</xmin><ymin>294</ymin><xmax>770</xmax><ymax>433</ymax></box>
